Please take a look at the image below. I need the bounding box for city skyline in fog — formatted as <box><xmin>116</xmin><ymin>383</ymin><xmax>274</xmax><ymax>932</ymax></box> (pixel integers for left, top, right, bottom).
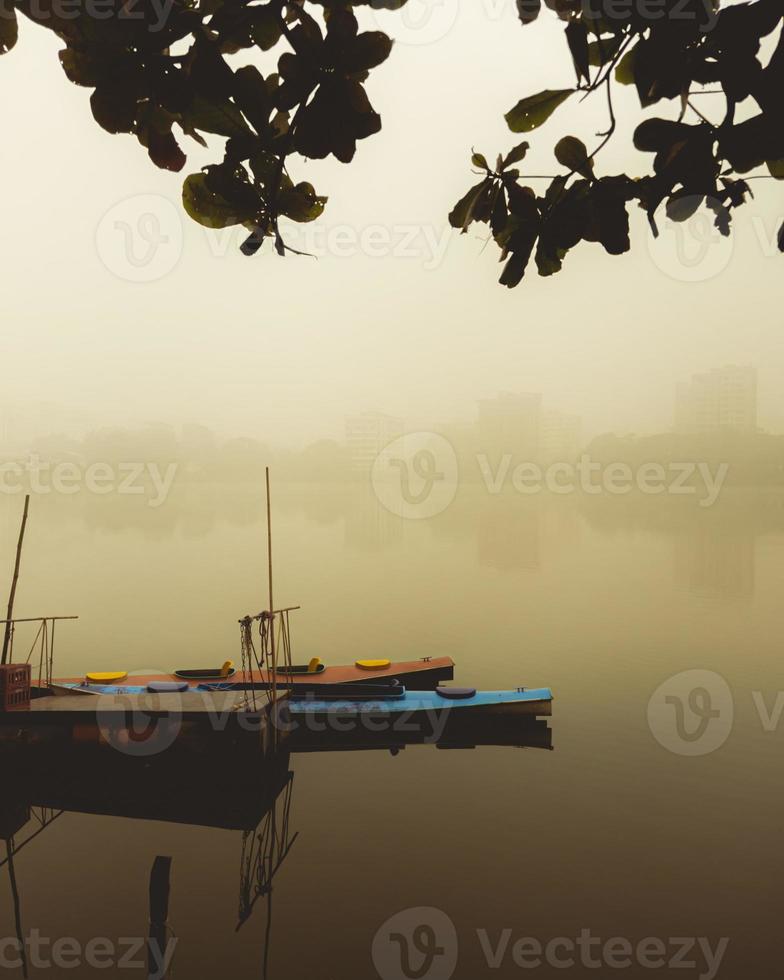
<box><xmin>0</xmin><ymin>362</ymin><xmax>770</xmax><ymax>452</ymax></box>
<box><xmin>3</xmin><ymin>6</ymin><xmax>784</xmax><ymax>459</ymax></box>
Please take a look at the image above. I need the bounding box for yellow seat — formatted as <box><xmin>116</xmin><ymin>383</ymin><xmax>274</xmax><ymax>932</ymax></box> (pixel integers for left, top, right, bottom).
<box><xmin>307</xmin><ymin>657</ymin><xmax>322</xmax><ymax>673</ymax></box>
<box><xmin>221</xmin><ymin>660</ymin><xmax>234</xmax><ymax>678</ymax></box>
<box><xmin>86</xmin><ymin>671</ymin><xmax>128</xmax><ymax>684</ymax></box>
<box><xmin>356</xmin><ymin>659</ymin><xmax>391</xmax><ymax>671</ymax></box>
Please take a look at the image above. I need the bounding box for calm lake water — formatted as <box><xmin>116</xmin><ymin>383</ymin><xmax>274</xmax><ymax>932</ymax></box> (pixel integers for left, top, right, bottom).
<box><xmin>1</xmin><ymin>483</ymin><xmax>783</xmax><ymax>978</ymax></box>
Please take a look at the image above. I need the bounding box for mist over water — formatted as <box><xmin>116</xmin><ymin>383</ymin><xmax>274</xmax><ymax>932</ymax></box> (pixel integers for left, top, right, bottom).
<box><xmin>1</xmin><ymin>481</ymin><xmax>782</xmax><ymax>976</ymax></box>
<box><xmin>1</xmin><ymin>1</ymin><xmax>783</xmax><ymax>972</ymax></box>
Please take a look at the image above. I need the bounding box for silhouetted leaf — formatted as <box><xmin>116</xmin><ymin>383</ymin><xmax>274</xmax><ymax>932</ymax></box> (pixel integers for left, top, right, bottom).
<box><xmin>496</xmin><ymin>184</ymin><xmax>540</xmax><ymax>286</ymax></box>
<box><xmin>241</xmin><ymin>225</ymin><xmax>267</xmax><ymax>256</ymax></box>
<box><xmin>516</xmin><ymin>0</ymin><xmax>541</xmax><ymax>24</ymax></box>
<box><xmin>184</xmin><ymin>173</ymin><xmax>243</xmax><ymax>228</ymax></box>
<box><xmin>148</xmin><ymin>129</ymin><xmax>187</xmax><ymax>172</ymax></box>
<box><xmin>544</xmin><ymin>0</ymin><xmax>580</xmax><ymax>21</ymax></box>
<box><xmin>535</xmin><ymin>238</ymin><xmax>567</xmax><ymax>276</ymax></box>
<box><xmin>10</xmin><ymin>0</ymin><xmax>784</xmax><ymax>276</ymax></box>
<box><xmin>234</xmin><ymin>65</ymin><xmax>272</xmax><ymax>134</ymax></box>
<box><xmin>629</xmin><ymin>36</ymin><xmax>689</xmax><ymax>108</ymax></box>
<box><xmin>295</xmin><ymin>78</ymin><xmax>380</xmax><ymax>162</ymax></box>
<box><xmin>554</xmin><ymin>135</ymin><xmax>593</xmax><ymax>178</ymax></box>
<box><xmin>586</xmin><ymin>176</ymin><xmax>633</xmax><ymax>255</ymax></box>
<box><xmin>59</xmin><ymin>48</ymin><xmax>99</xmax><ymax>86</ymax></box>
<box><xmin>666</xmin><ymin>190</ymin><xmax>704</xmax><ymax>223</ymax></box>
<box><xmin>505</xmin><ymin>89</ymin><xmax>574</xmax><ymax>133</ymax></box>
<box><xmin>190</xmin><ymin>34</ymin><xmax>236</xmax><ymax>99</ymax></box>
<box><xmin>449</xmin><ymin>178</ymin><xmax>493</xmax><ymax>232</ymax></box>
<box><xmin>588</xmin><ymin>35</ymin><xmax>624</xmax><ymax>68</ymax></box>
<box><xmin>565</xmin><ymin>21</ymin><xmax>590</xmax><ymax>83</ymax></box>
<box><xmin>91</xmin><ymin>85</ymin><xmax>137</xmax><ymax>134</ymax></box>
<box><xmin>720</xmin><ymin>114</ymin><xmax>783</xmax><ymax>173</ymax></box>
<box><xmin>634</xmin><ymin>118</ymin><xmax>693</xmax><ymax>153</ymax></box>
<box><xmin>502</xmin><ymin>141</ymin><xmax>529</xmax><ymax>168</ymax></box>
<box><xmin>278</xmin><ymin>181</ymin><xmax>327</xmax><ymax>222</ymax></box>
<box><xmin>0</xmin><ymin>0</ymin><xmax>17</xmax><ymax>54</ymax></box>
<box><xmin>615</xmin><ymin>46</ymin><xmax>637</xmax><ymax>85</ymax></box>
<box><xmin>341</xmin><ymin>32</ymin><xmax>393</xmax><ymax>73</ymax></box>
<box><xmin>707</xmin><ymin>196</ymin><xmax>732</xmax><ymax>237</ymax></box>
<box><xmin>251</xmin><ymin>4</ymin><xmax>283</xmax><ymax>50</ymax></box>
<box><xmin>183</xmin><ymin>94</ymin><xmax>252</xmax><ymax>139</ymax></box>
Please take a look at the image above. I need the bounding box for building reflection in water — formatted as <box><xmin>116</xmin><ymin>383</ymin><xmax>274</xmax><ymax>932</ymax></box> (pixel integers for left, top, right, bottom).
<box><xmin>674</xmin><ymin>526</ymin><xmax>756</xmax><ymax>600</ymax></box>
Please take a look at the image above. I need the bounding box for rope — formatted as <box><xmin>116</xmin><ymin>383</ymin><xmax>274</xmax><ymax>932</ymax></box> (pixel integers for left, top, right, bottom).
<box><xmin>239</xmin><ymin>617</ymin><xmax>259</xmax><ymax>712</ymax></box>
<box><xmin>236</xmin><ymin>773</ymin><xmax>296</xmax><ymax>930</ymax></box>
<box><xmin>238</xmin><ymin>611</ymin><xmax>279</xmax><ymax>713</ymax></box>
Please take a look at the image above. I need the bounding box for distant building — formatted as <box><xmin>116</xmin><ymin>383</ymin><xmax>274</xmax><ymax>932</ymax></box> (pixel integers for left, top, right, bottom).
<box><xmin>540</xmin><ymin>410</ymin><xmax>582</xmax><ymax>462</ymax></box>
<box><xmin>345</xmin><ymin>412</ymin><xmax>404</xmax><ymax>473</ymax></box>
<box><xmin>675</xmin><ymin>366</ymin><xmax>758</xmax><ymax>434</ymax></box>
<box><xmin>478</xmin><ymin>393</ymin><xmax>542</xmax><ymax>459</ymax></box>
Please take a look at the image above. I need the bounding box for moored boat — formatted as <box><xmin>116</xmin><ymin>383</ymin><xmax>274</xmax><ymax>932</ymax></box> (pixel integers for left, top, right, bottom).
<box><xmin>37</xmin><ymin>682</ymin><xmax>553</xmax><ymax>724</ymax></box>
<box><xmin>45</xmin><ymin>655</ymin><xmax>456</xmax><ymax>694</ymax></box>
<box><xmin>285</xmin><ymin>686</ymin><xmax>553</xmax><ymax>721</ymax></box>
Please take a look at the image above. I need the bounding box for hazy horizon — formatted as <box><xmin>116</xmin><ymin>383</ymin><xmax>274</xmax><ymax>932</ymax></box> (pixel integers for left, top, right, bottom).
<box><xmin>2</xmin><ymin>4</ymin><xmax>784</xmax><ymax>450</ymax></box>
<box><xmin>2</xmin><ymin>4</ymin><xmax>783</xmax><ymax>975</ymax></box>
<box><xmin>0</xmin><ymin>358</ymin><xmax>775</xmax><ymax>455</ymax></box>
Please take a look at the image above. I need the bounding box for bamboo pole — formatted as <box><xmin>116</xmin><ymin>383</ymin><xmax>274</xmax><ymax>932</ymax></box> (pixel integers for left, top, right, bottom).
<box><xmin>148</xmin><ymin>856</ymin><xmax>173</xmax><ymax>980</ymax></box>
<box><xmin>6</xmin><ymin>843</ymin><xmax>29</xmax><ymax>979</ymax></box>
<box><xmin>265</xmin><ymin>468</ymin><xmax>277</xmax><ymax>734</ymax></box>
<box><xmin>2</xmin><ymin>495</ymin><xmax>30</xmax><ymax>667</ymax></box>
<box><xmin>0</xmin><ymin>616</ymin><xmax>78</xmax><ymax>625</ymax></box>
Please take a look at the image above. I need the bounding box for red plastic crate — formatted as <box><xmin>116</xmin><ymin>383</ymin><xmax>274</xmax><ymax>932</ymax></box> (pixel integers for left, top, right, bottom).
<box><xmin>0</xmin><ymin>663</ymin><xmax>31</xmax><ymax>711</ymax></box>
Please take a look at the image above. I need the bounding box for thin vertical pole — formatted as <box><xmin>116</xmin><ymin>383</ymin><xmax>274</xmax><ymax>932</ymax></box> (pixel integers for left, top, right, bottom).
<box><xmin>2</xmin><ymin>495</ymin><xmax>30</xmax><ymax>666</ymax></box>
<box><xmin>265</xmin><ymin>469</ymin><xmax>277</xmax><ymax>733</ymax></box>
<box><xmin>48</xmin><ymin>618</ymin><xmax>56</xmax><ymax>688</ymax></box>
<box><xmin>148</xmin><ymin>856</ymin><xmax>173</xmax><ymax>980</ymax></box>
<box><xmin>6</xmin><ymin>843</ymin><xmax>29</xmax><ymax>979</ymax></box>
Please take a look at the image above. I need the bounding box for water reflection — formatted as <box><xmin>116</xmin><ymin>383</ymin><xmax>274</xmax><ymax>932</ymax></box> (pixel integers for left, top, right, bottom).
<box><xmin>674</xmin><ymin>525</ymin><xmax>756</xmax><ymax>600</ymax></box>
<box><xmin>577</xmin><ymin>492</ymin><xmax>780</xmax><ymax>601</ymax></box>
<box><xmin>5</xmin><ymin>484</ymin><xmax>784</xmax><ymax>594</ymax></box>
<box><xmin>0</xmin><ymin>717</ymin><xmax>551</xmax><ymax>979</ymax></box>
<box><xmin>3</xmin><ymin>484</ymin><xmax>783</xmax><ymax>976</ymax></box>
<box><xmin>3</xmin><ymin>484</ymin><xmax>783</xmax><ymax>690</ymax></box>
<box><xmin>0</xmin><ymin>748</ymin><xmax>296</xmax><ymax>980</ymax></box>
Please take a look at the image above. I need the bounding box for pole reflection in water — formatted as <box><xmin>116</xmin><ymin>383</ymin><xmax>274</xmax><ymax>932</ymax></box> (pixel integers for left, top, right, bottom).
<box><xmin>0</xmin><ymin>713</ymin><xmax>552</xmax><ymax>978</ymax></box>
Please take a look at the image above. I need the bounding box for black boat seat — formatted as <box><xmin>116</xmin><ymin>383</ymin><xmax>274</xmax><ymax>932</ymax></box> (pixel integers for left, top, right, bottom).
<box><xmin>436</xmin><ymin>686</ymin><xmax>476</xmax><ymax>700</ymax></box>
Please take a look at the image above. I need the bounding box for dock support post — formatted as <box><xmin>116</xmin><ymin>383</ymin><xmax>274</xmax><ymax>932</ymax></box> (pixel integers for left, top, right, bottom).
<box><xmin>265</xmin><ymin>468</ymin><xmax>278</xmax><ymax>751</ymax></box>
<box><xmin>2</xmin><ymin>495</ymin><xmax>30</xmax><ymax>667</ymax></box>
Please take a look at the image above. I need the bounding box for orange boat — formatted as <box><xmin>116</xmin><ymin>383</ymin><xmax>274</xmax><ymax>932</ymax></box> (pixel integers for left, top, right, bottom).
<box><xmin>46</xmin><ymin>656</ymin><xmax>455</xmax><ymax>694</ymax></box>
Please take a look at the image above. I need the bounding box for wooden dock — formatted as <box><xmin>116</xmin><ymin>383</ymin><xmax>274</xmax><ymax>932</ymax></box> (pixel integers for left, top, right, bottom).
<box><xmin>0</xmin><ymin>690</ymin><xmax>285</xmax><ymax>757</ymax></box>
<box><xmin>11</xmin><ymin>690</ymin><xmax>254</xmax><ymax>719</ymax></box>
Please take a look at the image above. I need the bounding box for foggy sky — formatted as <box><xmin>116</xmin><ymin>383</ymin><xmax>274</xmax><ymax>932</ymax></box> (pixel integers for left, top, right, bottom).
<box><xmin>1</xmin><ymin>1</ymin><xmax>782</xmax><ymax>447</ymax></box>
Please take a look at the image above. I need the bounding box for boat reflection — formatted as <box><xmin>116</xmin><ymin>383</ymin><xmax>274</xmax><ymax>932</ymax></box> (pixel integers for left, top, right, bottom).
<box><xmin>0</xmin><ymin>716</ymin><xmax>551</xmax><ymax>978</ymax></box>
<box><xmin>289</xmin><ymin>713</ymin><xmax>553</xmax><ymax>754</ymax></box>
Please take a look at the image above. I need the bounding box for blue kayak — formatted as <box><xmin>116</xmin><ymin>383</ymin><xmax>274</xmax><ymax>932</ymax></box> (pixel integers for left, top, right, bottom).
<box><xmin>49</xmin><ymin>683</ymin><xmax>553</xmax><ymax>720</ymax></box>
<box><xmin>286</xmin><ymin>688</ymin><xmax>553</xmax><ymax>716</ymax></box>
